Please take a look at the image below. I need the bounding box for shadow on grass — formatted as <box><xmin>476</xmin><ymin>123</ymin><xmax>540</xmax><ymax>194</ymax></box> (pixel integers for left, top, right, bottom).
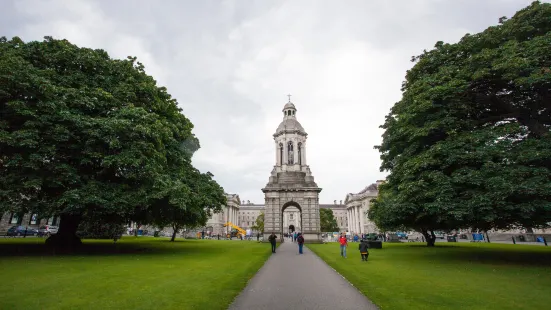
<box><xmin>0</xmin><ymin>238</ymin><xmax>226</xmax><ymax>257</ymax></box>
<box><xmin>393</xmin><ymin>243</ymin><xmax>551</xmax><ymax>267</ymax></box>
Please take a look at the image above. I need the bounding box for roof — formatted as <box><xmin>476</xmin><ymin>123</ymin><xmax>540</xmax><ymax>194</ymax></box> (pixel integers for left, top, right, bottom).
<box><xmin>283</xmin><ymin>102</ymin><xmax>296</xmax><ymax>110</ymax></box>
<box><xmin>275</xmin><ymin>118</ymin><xmax>306</xmax><ymax>135</ymax></box>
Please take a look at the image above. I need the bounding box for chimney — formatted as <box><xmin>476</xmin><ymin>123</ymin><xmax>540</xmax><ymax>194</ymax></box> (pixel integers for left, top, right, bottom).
<box><xmin>340</xmin><ymin>200</ymin><xmax>342</xmax><ymax>205</ymax></box>
<box><xmin>334</xmin><ymin>200</ymin><xmax>337</xmax><ymax>204</ymax></box>
<box><xmin>242</xmin><ymin>200</ymin><xmax>245</xmax><ymax>204</ymax></box>
<box><xmin>247</xmin><ymin>200</ymin><xmax>250</xmax><ymax>204</ymax></box>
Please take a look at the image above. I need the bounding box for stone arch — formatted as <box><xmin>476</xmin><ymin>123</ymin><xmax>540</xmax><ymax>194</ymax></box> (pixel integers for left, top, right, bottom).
<box><xmin>281</xmin><ymin>201</ymin><xmax>302</xmax><ymax>239</ymax></box>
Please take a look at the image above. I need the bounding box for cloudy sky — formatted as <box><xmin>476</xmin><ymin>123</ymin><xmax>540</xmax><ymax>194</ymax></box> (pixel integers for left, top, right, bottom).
<box><xmin>2</xmin><ymin>0</ymin><xmax>540</xmax><ymax>204</ymax></box>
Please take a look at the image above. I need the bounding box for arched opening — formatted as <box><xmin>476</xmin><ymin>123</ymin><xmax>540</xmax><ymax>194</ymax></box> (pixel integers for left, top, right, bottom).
<box><xmin>281</xmin><ymin>202</ymin><xmax>302</xmax><ymax>240</ymax></box>
<box><xmin>287</xmin><ymin>141</ymin><xmax>294</xmax><ymax>165</ymax></box>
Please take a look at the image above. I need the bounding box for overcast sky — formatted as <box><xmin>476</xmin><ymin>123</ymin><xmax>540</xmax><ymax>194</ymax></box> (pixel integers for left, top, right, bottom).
<box><xmin>2</xmin><ymin>0</ymin><xmax>540</xmax><ymax>204</ymax></box>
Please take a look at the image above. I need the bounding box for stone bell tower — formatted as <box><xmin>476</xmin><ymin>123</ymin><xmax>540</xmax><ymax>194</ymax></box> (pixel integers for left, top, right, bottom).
<box><xmin>262</xmin><ymin>96</ymin><xmax>322</xmax><ymax>243</ymax></box>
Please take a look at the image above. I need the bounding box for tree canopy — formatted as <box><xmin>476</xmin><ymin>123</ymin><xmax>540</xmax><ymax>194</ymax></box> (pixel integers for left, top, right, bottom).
<box><xmin>369</xmin><ymin>2</ymin><xmax>551</xmax><ymax>245</ymax></box>
<box><xmin>0</xmin><ymin>36</ymin><xmax>225</xmax><ymax>246</ymax></box>
<box><xmin>252</xmin><ymin>212</ymin><xmax>264</xmax><ymax>233</ymax></box>
<box><xmin>320</xmin><ymin>208</ymin><xmax>339</xmax><ymax>232</ymax></box>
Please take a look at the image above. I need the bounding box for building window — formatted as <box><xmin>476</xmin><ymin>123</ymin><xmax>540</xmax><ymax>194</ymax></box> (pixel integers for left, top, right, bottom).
<box><xmin>287</xmin><ymin>141</ymin><xmax>294</xmax><ymax>164</ymax></box>
<box><xmin>10</xmin><ymin>213</ymin><xmax>19</xmax><ymax>224</ymax></box>
<box><xmin>29</xmin><ymin>214</ymin><xmax>38</xmax><ymax>225</ymax></box>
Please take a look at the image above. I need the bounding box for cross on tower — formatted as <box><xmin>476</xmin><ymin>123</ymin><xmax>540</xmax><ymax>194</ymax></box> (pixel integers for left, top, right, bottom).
<box><xmin>287</xmin><ymin>94</ymin><xmax>292</xmax><ymax>103</ymax></box>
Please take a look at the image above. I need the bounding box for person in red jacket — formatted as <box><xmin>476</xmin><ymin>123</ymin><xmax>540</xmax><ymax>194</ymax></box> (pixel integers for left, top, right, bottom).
<box><xmin>339</xmin><ymin>233</ymin><xmax>348</xmax><ymax>258</ymax></box>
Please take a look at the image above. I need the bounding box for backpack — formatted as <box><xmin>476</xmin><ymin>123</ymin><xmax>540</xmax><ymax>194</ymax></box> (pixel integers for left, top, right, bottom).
<box><xmin>297</xmin><ymin>236</ymin><xmax>304</xmax><ymax>244</ymax></box>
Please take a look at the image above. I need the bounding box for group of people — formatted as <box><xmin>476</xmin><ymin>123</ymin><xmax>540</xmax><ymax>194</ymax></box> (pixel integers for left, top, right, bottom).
<box><xmin>339</xmin><ymin>233</ymin><xmax>369</xmax><ymax>261</ymax></box>
<box><xmin>268</xmin><ymin>232</ymin><xmax>305</xmax><ymax>254</ymax></box>
<box><xmin>266</xmin><ymin>232</ymin><xmax>370</xmax><ymax>261</ymax></box>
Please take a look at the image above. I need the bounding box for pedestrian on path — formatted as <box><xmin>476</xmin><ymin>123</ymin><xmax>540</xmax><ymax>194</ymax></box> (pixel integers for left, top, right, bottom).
<box><xmin>359</xmin><ymin>239</ymin><xmax>369</xmax><ymax>261</ymax></box>
<box><xmin>339</xmin><ymin>233</ymin><xmax>348</xmax><ymax>258</ymax></box>
<box><xmin>297</xmin><ymin>233</ymin><xmax>305</xmax><ymax>254</ymax></box>
<box><xmin>268</xmin><ymin>233</ymin><xmax>277</xmax><ymax>253</ymax></box>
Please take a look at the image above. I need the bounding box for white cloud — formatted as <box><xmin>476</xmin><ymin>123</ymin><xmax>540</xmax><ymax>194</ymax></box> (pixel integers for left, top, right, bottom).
<box><xmin>2</xmin><ymin>0</ymin><xmax>540</xmax><ymax>203</ymax></box>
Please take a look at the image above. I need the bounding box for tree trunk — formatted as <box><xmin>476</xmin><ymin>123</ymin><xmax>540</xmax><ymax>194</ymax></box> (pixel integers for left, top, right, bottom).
<box><xmin>170</xmin><ymin>225</ymin><xmax>179</xmax><ymax>242</ymax></box>
<box><xmin>421</xmin><ymin>229</ymin><xmax>436</xmax><ymax>247</ymax></box>
<box><xmin>45</xmin><ymin>213</ymin><xmax>83</xmax><ymax>248</ymax></box>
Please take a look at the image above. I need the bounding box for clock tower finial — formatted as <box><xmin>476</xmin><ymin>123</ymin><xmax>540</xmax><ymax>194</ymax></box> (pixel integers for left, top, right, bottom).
<box><xmin>287</xmin><ymin>94</ymin><xmax>292</xmax><ymax>103</ymax></box>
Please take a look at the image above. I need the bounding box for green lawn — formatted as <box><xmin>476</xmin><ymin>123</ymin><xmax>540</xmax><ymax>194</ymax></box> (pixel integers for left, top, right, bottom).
<box><xmin>0</xmin><ymin>237</ymin><xmax>271</xmax><ymax>310</ymax></box>
<box><xmin>308</xmin><ymin>242</ymin><xmax>551</xmax><ymax>310</ymax></box>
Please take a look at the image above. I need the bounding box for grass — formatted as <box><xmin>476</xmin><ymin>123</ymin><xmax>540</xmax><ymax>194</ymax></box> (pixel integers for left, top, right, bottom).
<box><xmin>0</xmin><ymin>237</ymin><xmax>272</xmax><ymax>310</ymax></box>
<box><xmin>308</xmin><ymin>242</ymin><xmax>551</xmax><ymax>310</ymax></box>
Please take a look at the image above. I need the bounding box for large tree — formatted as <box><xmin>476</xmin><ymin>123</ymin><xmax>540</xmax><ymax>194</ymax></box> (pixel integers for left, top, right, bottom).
<box><xmin>370</xmin><ymin>2</ymin><xmax>551</xmax><ymax>246</ymax></box>
<box><xmin>0</xmin><ymin>36</ymin><xmax>209</xmax><ymax>246</ymax></box>
<box><xmin>320</xmin><ymin>208</ymin><xmax>339</xmax><ymax>232</ymax></box>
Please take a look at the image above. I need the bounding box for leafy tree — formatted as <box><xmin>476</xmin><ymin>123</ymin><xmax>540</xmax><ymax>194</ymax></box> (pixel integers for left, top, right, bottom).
<box><xmin>370</xmin><ymin>2</ymin><xmax>551</xmax><ymax>246</ymax></box>
<box><xmin>252</xmin><ymin>212</ymin><xmax>264</xmax><ymax>233</ymax></box>
<box><xmin>0</xmin><ymin>36</ymin><xmax>204</xmax><ymax>247</ymax></box>
<box><xmin>147</xmin><ymin>163</ymin><xmax>227</xmax><ymax>242</ymax></box>
<box><xmin>320</xmin><ymin>208</ymin><xmax>339</xmax><ymax>232</ymax></box>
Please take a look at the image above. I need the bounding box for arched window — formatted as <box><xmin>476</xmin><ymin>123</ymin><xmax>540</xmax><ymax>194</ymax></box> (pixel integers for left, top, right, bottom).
<box><xmin>279</xmin><ymin>143</ymin><xmax>283</xmax><ymax>165</ymax></box>
<box><xmin>297</xmin><ymin>142</ymin><xmax>302</xmax><ymax>165</ymax></box>
<box><xmin>287</xmin><ymin>141</ymin><xmax>294</xmax><ymax>164</ymax></box>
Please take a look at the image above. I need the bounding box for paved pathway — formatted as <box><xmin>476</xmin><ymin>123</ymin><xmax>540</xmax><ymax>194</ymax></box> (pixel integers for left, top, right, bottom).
<box><xmin>229</xmin><ymin>241</ymin><xmax>378</xmax><ymax>310</ymax></box>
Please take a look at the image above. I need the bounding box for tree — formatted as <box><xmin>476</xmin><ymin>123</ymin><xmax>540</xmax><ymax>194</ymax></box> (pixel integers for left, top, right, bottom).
<box><xmin>370</xmin><ymin>2</ymin><xmax>551</xmax><ymax>246</ymax></box>
<box><xmin>0</xmin><ymin>36</ymin><xmax>203</xmax><ymax>247</ymax></box>
<box><xmin>320</xmin><ymin>208</ymin><xmax>339</xmax><ymax>232</ymax></box>
<box><xmin>252</xmin><ymin>212</ymin><xmax>264</xmax><ymax>234</ymax></box>
<box><xmin>147</xmin><ymin>163</ymin><xmax>227</xmax><ymax>242</ymax></box>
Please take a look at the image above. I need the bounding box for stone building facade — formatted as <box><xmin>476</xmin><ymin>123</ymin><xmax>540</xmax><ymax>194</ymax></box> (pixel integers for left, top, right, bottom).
<box><xmin>261</xmin><ymin>100</ymin><xmax>322</xmax><ymax>243</ymax></box>
<box><xmin>0</xmin><ymin>212</ymin><xmax>60</xmax><ymax>232</ymax></box>
<box><xmin>344</xmin><ymin>181</ymin><xmax>384</xmax><ymax>235</ymax></box>
<box><xmin>234</xmin><ymin>201</ymin><xmax>348</xmax><ymax>233</ymax></box>
<box><xmin>205</xmin><ymin>193</ymin><xmax>240</xmax><ymax>236</ymax></box>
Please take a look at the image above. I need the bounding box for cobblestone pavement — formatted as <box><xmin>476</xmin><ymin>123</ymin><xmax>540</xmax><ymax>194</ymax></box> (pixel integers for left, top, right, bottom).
<box><xmin>228</xmin><ymin>241</ymin><xmax>378</xmax><ymax>310</ymax></box>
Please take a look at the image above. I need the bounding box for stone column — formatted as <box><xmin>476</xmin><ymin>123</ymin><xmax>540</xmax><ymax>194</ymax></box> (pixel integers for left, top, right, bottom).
<box><xmin>346</xmin><ymin>208</ymin><xmax>350</xmax><ymax>231</ymax></box>
<box><xmin>350</xmin><ymin>206</ymin><xmax>356</xmax><ymax>233</ymax></box>
<box><xmin>283</xmin><ymin>141</ymin><xmax>288</xmax><ymax>165</ymax></box>
<box><xmin>275</xmin><ymin>141</ymin><xmax>279</xmax><ymax>165</ymax></box>
<box><xmin>359</xmin><ymin>205</ymin><xmax>365</xmax><ymax>234</ymax></box>
<box><xmin>302</xmin><ymin>141</ymin><xmax>307</xmax><ymax>166</ymax></box>
<box><xmin>294</xmin><ymin>141</ymin><xmax>299</xmax><ymax>165</ymax></box>
<box><xmin>354</xmin><ymin>205</ymin><xmax>360</xmax><ymax>233</ymax></box>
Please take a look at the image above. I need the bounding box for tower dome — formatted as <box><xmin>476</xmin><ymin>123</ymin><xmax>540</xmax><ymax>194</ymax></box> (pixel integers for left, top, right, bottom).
<box><xmin>274</xmin><ymin>97</ymin><xmax>307</xmax><ymax>137</ymax></box>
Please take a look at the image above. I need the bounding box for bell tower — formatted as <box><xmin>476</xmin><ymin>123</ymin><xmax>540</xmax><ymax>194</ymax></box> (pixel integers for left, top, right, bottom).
<box><xmin>262</xmin><ymin>96</ymin><xmax>322</xmax><ymax>243</ymax></box>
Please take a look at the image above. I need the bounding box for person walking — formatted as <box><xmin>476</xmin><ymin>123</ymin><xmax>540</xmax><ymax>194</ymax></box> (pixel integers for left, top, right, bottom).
<box><xmin>359</xmin><ymin>239</ymin><xmax>369</xmax><ymax>261</ymax></box>
<box><xmin>339</xmin><ymin>233</ymin><xmax>348</xmax><ymax>258</ymax></box>
<box><xmin>297</xmin><ymin>233</ymin><xmax>305</xmax><ymax>254</ymax></box>
<box><xmin>268</xmin><ymin>232</ymin><xmax>277</xmax><ymax>253</ymax></box>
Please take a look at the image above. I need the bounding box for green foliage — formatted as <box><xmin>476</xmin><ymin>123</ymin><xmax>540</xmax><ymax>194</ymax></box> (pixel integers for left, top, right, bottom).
<box><xmin>0</xmin><ymin>36</ymin><xmax>224</xmax><ymax>241</ymax></box>
<box><xmin>370</xmin><ymin>2</ymin><xmax>551</xmax><ymax>237</ymax></box>
<box><xmin>252</xmin><ymin>212</ymin><xmax>264</xmax><ymax>233</ymax></box>
<box><xmin>320</xmin><ymin>208</ymin><xmax>339</xmax><ymax>232</ymax></box>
